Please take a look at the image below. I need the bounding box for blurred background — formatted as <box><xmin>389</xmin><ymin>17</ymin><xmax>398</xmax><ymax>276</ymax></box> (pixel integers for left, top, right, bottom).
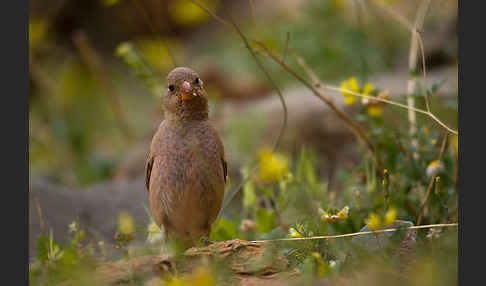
<box><xmin>29</xmin><ymin>0</ymin><xmax>458</xmax><ymax>281</ymax></box>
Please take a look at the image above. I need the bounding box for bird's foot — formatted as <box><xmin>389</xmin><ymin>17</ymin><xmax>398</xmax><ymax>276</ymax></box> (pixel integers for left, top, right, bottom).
<box><xmin>199</xmin><ymin>236</ymin><xmax>214</xmax><ymax>247</ymax></box>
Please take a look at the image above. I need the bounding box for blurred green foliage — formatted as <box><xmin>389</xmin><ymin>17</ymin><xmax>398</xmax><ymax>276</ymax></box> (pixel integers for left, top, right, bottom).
<box><xmin>29</xmin><ymin>0</ymin><xmax>457</xmax><ymax>285</ymax></box>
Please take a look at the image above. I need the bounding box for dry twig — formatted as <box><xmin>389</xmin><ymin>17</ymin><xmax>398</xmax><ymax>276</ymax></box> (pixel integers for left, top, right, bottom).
<box><xmin>258</xmin><ymin>43</ymin><xmax>384</xmax><ymax>170</ymax></box>
<box><xmin>251</xmin><ymin>222</ymin><xmax>458</xmax><ymax>243</ymax></box>
<box><xmin>417</xmin><ymin>133</ymin><xmax>448</xmax><ymax>225</ymax></box>
<box><xmin>217</xmin><ymin>5</ymin><xmax>289</xmax><ymax>217</ymax></box>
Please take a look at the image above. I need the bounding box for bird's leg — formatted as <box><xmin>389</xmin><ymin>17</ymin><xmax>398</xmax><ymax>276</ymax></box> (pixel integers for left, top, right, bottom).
<box><xmin>159</xmin><ymin>226</ymin><xmax>169</xmax><ymax>255</ymax></box>
<box><xmin>154</xmin><ymin>226</ymin><xmax>176</xmax><ymax>273</ymax></box>
<box><xmin>198</xmin><ymin>229</ymin><xmax>214</xmax><ymax>246</ymax></box>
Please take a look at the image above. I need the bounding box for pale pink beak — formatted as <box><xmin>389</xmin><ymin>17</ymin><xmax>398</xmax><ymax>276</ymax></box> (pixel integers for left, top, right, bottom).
<box><xmin>181</xmin><ymin>81</ymin><xmax>193</xmax><ymax>101</ymax></box>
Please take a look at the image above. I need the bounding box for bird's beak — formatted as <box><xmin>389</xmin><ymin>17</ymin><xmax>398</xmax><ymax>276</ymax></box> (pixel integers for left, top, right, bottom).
<box><xmin>180</xmin><ymin>81</ymin><xmax>194</xmax><ymax>101</ymax></box>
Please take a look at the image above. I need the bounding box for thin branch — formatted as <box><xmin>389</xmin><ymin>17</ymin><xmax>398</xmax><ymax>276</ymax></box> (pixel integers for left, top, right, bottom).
<box><xmin>417</xmin><ymin>33</ymin><xmax>430</xmax><ymax>112</ymax></box>
<box><xmin>293</xmin><ymin>56</ymin><xmax>455</xmax><ymax>134</ymax></box>
<box><xmin>417</xmin><ymin>134</ymin><xmax>448</xmax><ymax>225</ymax></box>
<box><xmin>372</xmin><ymin>0</ymin><xmax>432</xmax><ymax>153</ymax></box>
<box><xmin>296</xmin><ymin>56</ymin><xmax>322</xmax><ymax>88</ymax></box>
<box><xmin>248</xmin><ymin>0</ymin><xmax>260</xmax><ymax>38</ymax></box>
<box><xmin>372</xmin><ymin>0</ymin><xmax>414</xmax><ymax>31</ymax></box>
<box><xmin>217</xmin><ymin>7</ymin><xmax>289</xmax><ymax>218</ymax></box>
<box><xmin>282</xmin><ymin>31</ymin><xmax>290</xmax><ymax>63</ymax></box>
<box><xmin>189</xmin><ymin>0</ymin><xmax>233</xmax><ymax>29</ymax></box>
<box><xmin>322</xmin><ymin>85</ymin><xmax>458</xmax><ymax>135</ymax></box>
<box><xmin>251</xmin><ymin>222</ymin><xmax>458</xmax><ymax>243</ymax></box>
<box><xmin>259</xmin><ymin>43</ymin><xmax>383</xmax><ymax>171</ymax></box>
<box><xmin>408</xmin><ymin>0</ymin><xmax>431</xmax><ymax>152</ymax></box>
<box><xmin>361</xmin><ymin>1</ymin><xmax>457</xmax><ymax>135</ymax></box>
<box><xmin>225</xmin><ymin>14</ymin><xmax>288</xmax><ymax>154</ymax></box>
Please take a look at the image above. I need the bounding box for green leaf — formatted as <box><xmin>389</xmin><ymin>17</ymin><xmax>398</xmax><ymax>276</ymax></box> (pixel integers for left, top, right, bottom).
<box><xmin>256</xmin><ymin>208</ymin><xmax>276</xmax><ymax>233</ymax></box>
<box><xmin>36</xmin><ymin>235</ymin><xmax>49</xmax><ymax>263</ymax></box>
<box><xmin>243</xmin><ymin>180</ymin><xmax>257</xmax><ymax>209</ymax></box>
<box><xmin>261</xmin><ymin>188</ymin><xmax>274</xmax><ymax>199</ymax></box>
<box><xmin>210</xmin><ymin>218</ymin><xmax>238</xmax><ymax>241</ymax></box>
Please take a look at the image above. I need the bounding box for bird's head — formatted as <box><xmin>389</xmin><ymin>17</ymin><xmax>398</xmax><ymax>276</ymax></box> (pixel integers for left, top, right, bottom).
<box><xmin>164</xmin><ymin>67</ymin><xmax>209</xmax><ymax>121</ymax></box>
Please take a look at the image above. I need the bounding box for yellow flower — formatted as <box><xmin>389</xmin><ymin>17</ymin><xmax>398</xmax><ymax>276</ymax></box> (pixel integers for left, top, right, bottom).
<box><xmin>320</xmin><ymin>206</ymin><xmax>349</xmax><ymax>223</ymax></box>
<box><xmin>363</xmin><ymin>82</ymin><xmax>374</xmax><ymax>95</ymax></box>
<box><xmin>167</xmin><ymin>266</ymin><xmax>215</xmax><ymax>286</ymax></box>
<box><xmin>434</xmin><ymin>176</ymin><xmax>441</xmax><ymax>195</ymax></box>
<box><xmin>340</xmin><ymin>77</ymin><xmax>377</xmax><ymax>107</ymax></box>
<box><xmin>256</xmin><ymin>147</ymin><xmax>289</xmax><ymax>184</ymax></box>
<box><xmin>383</xmin><ymin>208</ymin><xmax>397</xmax><ymax>226</ymax></box>
<box><xmin>311</xmin><ymin>252</ymin><xmax>327</xmax><ymax>277</ymax></box>
<box><xmin>29</xmin><ymin>18</ymin><xmax>47</xmax><ymax>51</ymax></box>
<box><xmin>365</xmin><ymin>212</ymin><xmax>382</xmax><ymax>231</ymax></box>
<box><xmin>289</xmin><ymin>227</ymin><xmax>302</xmax><ymax>238</ymax></box>
<box><xmin>330</xmin><ymin>0</ymin><xmax>347</xmax><ymax>10</ymax></box>
<box><xmin>361</xmin><ymin>82</ymin><xmax>375</xmax><ymax>104</ymax></box>
<box><xmin>340</xmin><ymin>77</ymin><xmax>360</xmax><ymax>106</ymax></box>
<box><xmin>340</xmin><ymin>81</ymin><xmax>355</xmax><ymax>106</ymax></box>
<box><xmin>450</xmin><ymin>134</ymin><xmax>458</xmax><ymax>160</ymax></box>
<box><xmin>118</xmin><ymin>212</ymin><xmax>135</xmax><ymax>235</ymax></box>
<box><xmin>190</xmin><ymin>266</ymin><xmax>215</xmax><ymax>286</ymax></box>
<box><xmin>337</xmin><ymin>206</ymin><xmax>349</xmax><ymax>219</ymax></box>
<box><xmin>138</xmin><ymin>38</ymin><xmax>181</xmax><ymax>72</ymax></box>
<box><xmin>347</xmin><ymin>77</ymin><xmax>360</xmax><ymax>93</ymax></box>
<box><xmin>102</xmin><ymin>0</ymin><xmax>119</xmax><ymax>6</ymax></box>
<box><xmin>169</xmin><ymin>0</ymin><xmax>219</xmax><ymax>27</ymax></box>
<box><xmin>367</xmin><ymin>104</ymin><xmax>383</xmax><ymax>117</ymax></box>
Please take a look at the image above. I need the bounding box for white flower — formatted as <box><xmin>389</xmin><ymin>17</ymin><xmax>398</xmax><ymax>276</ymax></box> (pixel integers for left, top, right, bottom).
<box><xmin>426</xmin><ymin>228</ymin><xmax>442</xmax><ymax>240</ymax></box>
<box><xmin>426</xmin><ymin>160</ymin><xmax>445</xmax><ymax>178</ymax></box>
<box><xmin>147</xmin><ymin>222</ymin><xmax>163</xmax><ymax>244</ymax></box>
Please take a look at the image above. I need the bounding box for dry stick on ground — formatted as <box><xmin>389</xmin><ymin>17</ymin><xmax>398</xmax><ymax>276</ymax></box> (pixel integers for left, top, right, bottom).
<box><xmin>251</xmin><ymin>223</ymin><xmax>457</xmax><ymax>243</ymax></box>
<box><xmin>416</xmin><ymin>134</ymin><xmax>448</xmax><ymax>225</ymax></box>
<box><xmin>73</xmin><ymin>31</ymin><xmax>136</xmax><ymax>141</ymax></box>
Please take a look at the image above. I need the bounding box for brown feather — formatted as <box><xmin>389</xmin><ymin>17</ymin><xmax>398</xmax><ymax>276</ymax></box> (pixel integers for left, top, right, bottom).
<box><xmin>147</xmin><ymin>67</ymin><xmax>226</xmax><ymax>247</ymax></box>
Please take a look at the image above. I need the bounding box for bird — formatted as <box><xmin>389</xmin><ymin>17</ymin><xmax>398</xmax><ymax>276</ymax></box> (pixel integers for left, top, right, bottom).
<box><xmin>145</xmin><ymin>67</ymin><xmax>227</xmax><ymax>249</ymax></box>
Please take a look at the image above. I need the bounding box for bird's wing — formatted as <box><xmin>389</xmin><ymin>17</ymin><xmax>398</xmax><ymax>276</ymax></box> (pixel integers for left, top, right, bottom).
<box><xmin>145</xmin><ymin>155</ymin><xmax>154</xmax><ymax>192</ymax></box>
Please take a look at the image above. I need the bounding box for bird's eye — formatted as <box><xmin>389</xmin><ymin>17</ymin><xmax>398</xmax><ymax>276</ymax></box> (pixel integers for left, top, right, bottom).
<box><xmin>194</xmin><ymin>78</ymin><xmax>199</xmax><ymax>84</ymax></box>
<box><xmin>168</xmin><ymin>85</ymin><xmax>175</xmax><ymax>92</ymax></box>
